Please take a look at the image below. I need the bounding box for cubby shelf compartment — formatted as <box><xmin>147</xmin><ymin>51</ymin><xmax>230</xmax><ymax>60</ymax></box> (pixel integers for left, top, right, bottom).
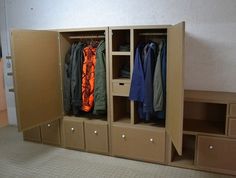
<box><xmin>111</xmin><ymin>29</ymin><xmax>130</xmax><ymax>52</ymax></box>
<box><xmin>171</xmin><ymin>134</ymin><xmax>196</xmax><ymax>167</ymax></box>
<box><xmin>183</xmin><ymin>101</ymin><xmax>227</xmax><ymax>135</ymax></box>
<box><xmin>112</xmin><ymin>96</ymin><xmax>131</xmax><ymax>124</ymax></box>
<box><xmin>112</xmin><ymin>55</ymin><xmax>130</xmax><ymax>79</ymax></box>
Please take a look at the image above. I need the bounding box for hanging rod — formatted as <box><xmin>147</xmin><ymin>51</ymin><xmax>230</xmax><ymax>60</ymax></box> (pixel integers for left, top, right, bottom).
<box><xmin>69</xmin><ymin>35</ymin><xmax>105</xmax><ymax>39</ymax></box>
<box><xmin>139</xmin><ymin>33</ymin><xmax>167</xmax><ymax>36</ymax></box>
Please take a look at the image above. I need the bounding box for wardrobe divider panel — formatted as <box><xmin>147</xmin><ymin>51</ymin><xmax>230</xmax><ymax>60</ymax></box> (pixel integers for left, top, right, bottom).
<box><xmin>11</xmin><ymin>30</ymin><xmax>63</xmax><ymax>131</ymax></box>
<box><xmin>23</xmin><ymin>126</ymin><xmax>42</xmax><ymax>143</ymax></box>
<box><xmin>166</xmin><ymin>22</ymin><xmax>185</xmax><ymax>155</ymax></box>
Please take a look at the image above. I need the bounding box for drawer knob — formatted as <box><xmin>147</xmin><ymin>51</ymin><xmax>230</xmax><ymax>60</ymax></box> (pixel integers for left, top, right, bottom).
<box><xmin>209</xmin><ymin>145</ymin><xmax>214</xmax><ymax>150</ymax></box>
<box><xmin>47</xmin><ymin>124</ymin><xmax>51</xmax><ymax>127</ymax></box>
<box><xmin>150</xmin><ymin>138</ymin><xmax>154</xmax><ymax>143</ymax></box>
<box><xmin>71</xmin><ymin>128</ymin><xmax>75</xmax><ymax>132</ymax></box>
<box><xmin>94</xmin><ymin>130</ymin><xmax>98</xmax><ymax>135</ymax></box>
<box><xmin>121</xmin><ymin>134</ymin><xmax>126</xmax><ymax>139</ymax></box>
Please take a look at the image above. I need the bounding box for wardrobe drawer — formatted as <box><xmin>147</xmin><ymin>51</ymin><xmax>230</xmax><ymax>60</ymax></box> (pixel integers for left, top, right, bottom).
<box><xmin>112</xmin><ymin>126</ymin><xmax>165</xmax><ymax>163</ymax></box>
<box><xmin>112</xmin><ymin>81</ymin><xmax>130</xmax><ymax>96</ymax></box>
<box><xmin>229</xmin><ymin>104</ymin><xmax>236</xmax><ymax>116</ymax></box>
<box><xmin>23</xmin><ymin>126</ymin><xmax>41</xmax><ymax>143</ymax></box>
<box><xmin>41</xmin><ymin>120</ymin><xmax>61</xmax><ymax>146</ymax></box>
<box><xmin>197</xmin><ymin>136</ymin><xmax>236</xmax><ymax>172</ymax></box>
<box><xmin>64</xmin><ymin>119</ymin><xmax>85</xmax><ymax>150</ymax></box>
<box><xmin>84</xmin><ymin>121</ymin><xmax>109</xmax><ymax>154</ymax></box>
<box><xmin>228</xmin><ymin>118</ymin><xmax>236</xmax><ymax>138</ymax></box>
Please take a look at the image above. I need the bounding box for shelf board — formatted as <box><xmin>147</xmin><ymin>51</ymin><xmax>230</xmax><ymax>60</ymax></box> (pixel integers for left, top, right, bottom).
<box><xmin>63</xmin><ymin>115</ymin><xmax>107</xmax><ymax>122</ymax></box>
<box><xmin>184</xmin><ymin>90</ymin><xmax>236</xmax><ymax>104</ymax></box>
<box><xmin>112</xmin><ymin>78</ymin><xmax>131</xmax><ymax>83</ymax></box>
<box><xmin>135</xmin><ymin>121</ymin><xmax>165</xmax><ymax>128</ymax></box>
<box><xmin>113</xmin><ymin>117</ymin><xmax>131</xmax><ymax>124</ymax></box>
<box><xmin>183</xmin><ymin>118</ymin><xmax>225</xmax><ymax>135</ymax></box>
<box><xmin>172</xmin><ymin>148</ymin><xmax>195</xmax><ymax>167</ymax></box>
<box><xmin>111</xmin><ymin>51</ymin><xmax>131</xmax><ymax>56</ymax></box>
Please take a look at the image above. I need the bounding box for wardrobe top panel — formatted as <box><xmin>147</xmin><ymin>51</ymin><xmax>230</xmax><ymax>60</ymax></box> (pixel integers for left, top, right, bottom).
<box><xmin>109</xmin><ymin>25</ymin><xmax>171</xmax><ymax>30</ymax></box>
<box><xmin>11</xmin><ymin>27</ymin><xmax>108</xmax><ymax>34</ymax></box>
<box><xmin>57</xmin><ymin>27</ymin><xmax>108</xmax><ymax>33</ymax></box>
<box><xmin>185</xmin><ymin>90</ymin><xmax>236</xmax><ymax>104</ymax></box>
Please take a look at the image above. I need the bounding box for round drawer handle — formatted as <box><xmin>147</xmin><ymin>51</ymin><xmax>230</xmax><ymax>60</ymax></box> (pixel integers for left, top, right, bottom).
<box><xmin>209</xmin><ymin>145</ymin><xmax>214</xmax><ymax>150</ymax></box>
<box><xmin>150</xmin><ymin>138</ymin><xmax>154</xmax><ymax>143</ymax></box>
<box><xmin>121</xmin><ymin>134</ymin><xmax>126</xmax><ymax>139</ymax></box>
<box><xmin>47</xmin><ymin>124</ymin><xmax>51</xmax><ymax>127</ymax></box>
<box><xmin>71</xmin><ymin>128</ymin><xmax>75</xmax><ymax>132</ymax></box>
<box><xmin>94</xmin><ymin>130</ymin><xmax>98</xmax><ymax>135</ymax></box>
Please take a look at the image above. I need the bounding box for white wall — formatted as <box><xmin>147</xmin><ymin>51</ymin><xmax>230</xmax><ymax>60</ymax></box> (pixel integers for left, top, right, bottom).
<box><xmin>1</xmin><ymin>0</ymin><xmax>236</xmax><ymax>125</ymax></box>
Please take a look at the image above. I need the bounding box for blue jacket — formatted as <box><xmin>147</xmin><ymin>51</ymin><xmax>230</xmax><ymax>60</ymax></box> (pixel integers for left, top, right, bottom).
<box><xmin>129</xmin><ymin>43</ymin><xmax>145</xmax><ymax>102</ymax></box>
<box><xmin>129</xmin><ymin>42</ymin><xmax>158</xmax><ymax>121</ymax></box>
<box><xmin>143</xmin><ymin>42</ymin><xmax>157</xmax><ymax>120</ymax></box>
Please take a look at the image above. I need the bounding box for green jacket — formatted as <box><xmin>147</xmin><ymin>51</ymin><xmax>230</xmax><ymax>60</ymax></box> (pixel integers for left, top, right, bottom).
<box><xmin>93</xmin><ymin>40</ymin><xmax>107</xmax><ymax>114</ymax></box>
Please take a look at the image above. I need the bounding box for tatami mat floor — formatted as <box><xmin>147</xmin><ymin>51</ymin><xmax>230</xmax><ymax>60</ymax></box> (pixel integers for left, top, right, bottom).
<box><xmin>0</xmin><ymin>126</ymin><xmax>234</xmax><ymax>178</ymax></box>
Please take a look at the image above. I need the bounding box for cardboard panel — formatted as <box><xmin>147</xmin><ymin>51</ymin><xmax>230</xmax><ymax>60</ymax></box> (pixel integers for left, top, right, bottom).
<box><xmin>84</xmin><ymin>121</ymin><xmax>109</xmax><ymax>154</ymax></box>
<box><xmin>229</xmin><ymin>104</ymin><xmax>236</xmax><ymax>116</ymax></box>
<box><xmin>41</xmin><ymin>120</ymin><xmax>61</xmax><ymax>146</ymax></box>
<box><xmin>23</xmin><ymin>126</ymin><xmax>41</xmax><ymax>142</ymax></box>
<box><xmin>229</xmin><ymin>118</ymin><xmax>236</xmax><ymax>137</ymax></box>
<box><xmin>166</xmin><ymin>22</ymin><xmax>185</xmax><ymax>155</ymax></box>
<box><xmin>64</xmin><ymin>118</ymin><xmax>85</xmax><ymax>150</ymax></box>
<box><xmin>197</xmin><ymin>136</ymin><xmax>236</xmax><ymax>173</ymax></box>
<box><xmin>111</xmin><ymin>125</ymin><xmax>165</xmax><ymax>163</ymax></box>
<box><xmin>11</xmin><ymin>30</ymin><xmax>62</xmax><ymax>131</ymax></box>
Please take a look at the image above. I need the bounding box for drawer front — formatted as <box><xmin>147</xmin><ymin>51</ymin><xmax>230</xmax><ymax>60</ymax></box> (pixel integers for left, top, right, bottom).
<box><xmin>197</xmin><ymin>136</ymin><xmax>236</xmax><ymax>172</ymax></box>
<box><xmin>64</xmin><ymin>119</ymin><xmax>85</xmax><ymax>150</ymax></box>
<box><xmin>41</xmin><ymin>120</ymin><xmax>61</xmax><ymax>146</ymax></box>
<box><xmin>112</xmin><ymin>82</ymin><xmax>130</xmax><ymax>96</ymax></box>
<box><xmin>229</xmin><ymin>104</ymin><xmax>236</xmax><ymax>116</ymax></box>
<box><xmin>23</xmin><ymin>126</ymin><xmax>41</xmax><ymax>143</ymax></box>
<box><xmin>112</xmin><ymin>126</ymin><xmax>165</xmax><ymax>163</ymax></box>
<box><xmin>84</xmin><ymin>122</ymin><xmax>108</xmax><ymax>154</ymax></box>
<box><xmin>228</xmin><ymin>118</ymin><xmax>236</xmax><ymax>138</ymax></box>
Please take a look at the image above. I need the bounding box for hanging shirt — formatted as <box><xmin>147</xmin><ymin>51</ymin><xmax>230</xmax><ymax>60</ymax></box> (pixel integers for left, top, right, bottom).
<box><xmin>81</xmin><ymin>46</ymin><xmax>96</xmax><ymax>112</ymax></box>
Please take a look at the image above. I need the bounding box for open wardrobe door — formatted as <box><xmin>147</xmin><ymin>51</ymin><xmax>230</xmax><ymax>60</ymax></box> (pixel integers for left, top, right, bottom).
<box><xmin>166</xmin><ymin>22</ymin><xmax>185</xmax><ymax>155</ymax></box>
<box><xmin>11</xmin><ymin>30</ymin><xmax>63</xmax><ymax>131</ymax></box>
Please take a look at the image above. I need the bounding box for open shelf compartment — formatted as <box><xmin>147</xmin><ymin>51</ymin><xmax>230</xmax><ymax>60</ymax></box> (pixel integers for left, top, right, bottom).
<box><xmin>134</xmin><ymin>28</ymin><xmax>167</xmax><ymax>49</ymax></box>
<box><xmin>112</xmin><ymin>29</ymin><xmax>130</xmax><ymax>52</ymax></box>
<box><xmin>133</xmin><ymin>102</ymin><xmax>165</xmax><ymax>128</ymax></box>
<box><xmin>171</xmin><ymin>134</ymin><xmax>196</xmax><ymax>166</ymax></box>
<box><xmin>112</xmin><ymin>96</ymin><xmax>131</xmax><ymax>124</ymax></box>
<box><xmin>112</xmin><ymin>56</ymin><xmax>130</xmax><ymax>79</ymax></box>
<box><xmin>183</xmin><ymin>101</ymin><xmax>227</xmax><ymax>135</ymax></box>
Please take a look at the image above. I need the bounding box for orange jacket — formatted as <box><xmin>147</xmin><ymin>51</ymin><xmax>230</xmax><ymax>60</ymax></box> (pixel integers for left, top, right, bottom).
<box><xmin>81</xmin><ymin>46</ymin><xmax>96</xmax><ymax>112</ymax></box>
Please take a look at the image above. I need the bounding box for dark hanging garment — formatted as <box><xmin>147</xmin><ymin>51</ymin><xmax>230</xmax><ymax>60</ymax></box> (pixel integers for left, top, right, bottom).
<box><xmin>71</xmin><ymin>42</ymin><xmax>85</xmax><ymax>115</ymax></box>
<box><xmin>158</xmin><ymin>40</ymin><xmax>167</xmax><ymax>119</ymax></box>
<box><xmin>93</xmin><ymin>40</ymin><xmax>107</xmax><ymax>115</ymax></box>
<box><xmin>64</xmin><ymin>44</ymin><xmax>76</xmax><ymax>114</ymax></box>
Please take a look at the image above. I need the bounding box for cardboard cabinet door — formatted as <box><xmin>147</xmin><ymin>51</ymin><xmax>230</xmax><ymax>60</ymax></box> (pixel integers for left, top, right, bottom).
<box><xmin>166</xmin><ymin>22</ymin><xmax>185</xmax><ymax>155</ymax></box>
<box><xmin>11</xmin><ymin>30</ymin><xmax>63</xmax><ymax>131</ymax></box>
